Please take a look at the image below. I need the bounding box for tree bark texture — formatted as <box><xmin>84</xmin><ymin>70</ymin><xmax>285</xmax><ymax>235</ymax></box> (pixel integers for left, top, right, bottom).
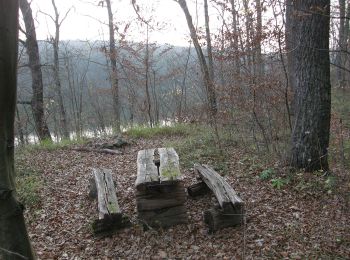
<box><xmin>0</xmin><ymin>0</ymin><xmax>35</xmax><ymax>258</ymax></box>
<box><xmin>19</xmin><ymin>0</ymin><xmax>52</xmax><ymax>142</ymax></box>
<box><xmin>105</xmin><ymin>0</ymin><xmax>121</xmax><ymax>132</ymax></box>
<box><xmin>289</xmin><ymin>0</ymin><xmax>331</xmax><ymax>171</ymax></box>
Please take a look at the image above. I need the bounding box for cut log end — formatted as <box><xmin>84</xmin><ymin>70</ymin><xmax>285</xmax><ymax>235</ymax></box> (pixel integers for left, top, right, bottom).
<box><xmin>203</xmin><ymin>207</ymin><xmax>244</xmax><ymax>233</ymax></box>
<box><xmin>187</xmin><ymin>182</ymin><xmax>211</xmax><ymax>197</ymax></box>
<box><xmin>92</xmin><ymin>214</ymin><xmax>130</xmax><ymax>235</ymax></box>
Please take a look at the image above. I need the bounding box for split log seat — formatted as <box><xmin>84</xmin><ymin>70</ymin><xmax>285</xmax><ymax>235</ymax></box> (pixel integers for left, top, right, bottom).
<box><xmin>188</xmin><ymin>164</ymin><xmax>244</xmax><ymax>233</ymax></box>
<box><xmin>89</xmin><ymin>168</ymin><xmax>129</xmax><ymax>235</ymax></box>
<box><xmin>135</xmin><ymin>148</ymin><xmax>187</xmax><ymax>228</ymax></box>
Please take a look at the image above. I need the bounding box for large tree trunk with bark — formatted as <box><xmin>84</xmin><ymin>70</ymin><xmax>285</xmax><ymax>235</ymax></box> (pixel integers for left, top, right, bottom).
<box><xmin>105</xmin><ymin>0</ymin><xmax>121</xmax><ymax>132</ymax></box>
<box><xmin>289</xmin><ymin>0</ymin><xmax>331</xmax><ymax>171</ymax></box>
<box><xmin>19</xmin><ymin>0</ymin><xmax>52</xmax><ymax>142</ymax></box>
<box><xmin>0</xmin><ymin>0</ymin><xmax>35</xmax><ymax>258</ymax></box>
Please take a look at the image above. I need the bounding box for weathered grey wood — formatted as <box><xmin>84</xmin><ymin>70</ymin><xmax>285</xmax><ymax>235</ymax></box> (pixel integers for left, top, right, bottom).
<box><xmin>194</xmin><ymin>164</ymin><xmax>243</xmax><ymax>212</ymax></box>
<box><xmin>138</xmin><ymin>205</ymin><xmax>187</xmax><ymax>228</ymax></box>
<box><xmin>135</xmin><ymin>148</ymin><xmax>187</xmax><ymax>229</ymax></box>
<box><xmin>135</xmin><ymin>149</ymin><xmax>159</xmax><ymax>191</ymax></box>
<box><xmin>91</xmin><ymin>168</ymin><xmax>129</xmax><ymax>235</ymax></box>
<box><xmin>88</xmin><ymin>177</ymin><xmax>97</xmax><ymax>199</ymax></box>
<box><xmin>93</xmin><ymin>168</ymin><xmax>121</xmax><ymax>219</ymax></box>
<box><xmin>136</xmin><ymin>182</ymin><xmax>186</xmax><ymax>211</ymax></box>
<box><xmin>136</xmin><ymin>193</ymin><xmax>186</xmax><ymax>211</ymax></box>
<box><xmin>159</xmin><ymin>147</ymin><xmax>181</xmax><ymax>182</ymax></box>
<box><xmin>187</xmin><ymin>181</ymin><xmax>211</xmax><ymax>197</ymax></box>
<box><xmin>73</xmin><ymin>147</ymin><xmax>122</xmax><ymax>155</ymax></box>
<box><xmin>204</xmin><ymin>206</ymin><xmax>243</xmax><ymax>233</ymax></box>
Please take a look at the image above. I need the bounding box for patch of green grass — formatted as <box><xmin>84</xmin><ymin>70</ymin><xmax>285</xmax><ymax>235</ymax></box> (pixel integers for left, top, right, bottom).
<box><xmin>292</xmin><ymin>171</ymin><xmax>338</xmax><ymax>195</ymax></box>
<box><xmin>15</xmin><ymin>169</ymin><xmax>42</xmax><ymax>209</ymax></box>
<box><xmin>167</xmin><ymin>126</ymin><xmax>229</xmax><ymax>173</ymax></box>
<box><xmin>25</xmin><ymin>137</ymin><xmax>88</xmax><ymax>152</ymax></box>
<box><xmin>126</xmin><ymin>124</ymin><xmax>190</xmax><ymax>139</ymax></box>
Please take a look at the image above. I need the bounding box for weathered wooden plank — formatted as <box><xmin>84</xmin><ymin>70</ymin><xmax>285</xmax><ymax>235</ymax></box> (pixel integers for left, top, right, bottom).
<box><xmin>159</xmin><ymin>147</ymin><xmax>181</xmax><ymax>182</ymax></box>
<box><xmin>138</xmin><ymin>205</ymin><xmax>188</xmax><ymax>228</ymax></box>
<box><xmin>93</xmin><ymin>168</ymin><xmax>121</xmax><ymax>219</ymax></box>
<box><xmin>187</xmin><ymin>181</ymin><xmax>211</xmax><ymax>197</ymax></box>
<box><xmin>104</xmin><ymin>169</ymin><xmax>121</xmax><ymax>214</ymax></box>
<box><xmin>91</xmin><ymin>168</ymin><xmax>130</xmax><ymax>235</ymax></box>
<box><xmin>204</xmin><ymin>206</ymin><xmax>243</xmax><ymax>233</ymax></box>
<box><xmin>136</xmin><ymin>193</ymin><xmax>187</xmax><ymax>211</ymax></box>
<box><xmin>194</xmin><ymin>164</ymin><xmax>243</xmax><ymax>212</ymax></box>
<box><xmin>135</xmin><ymin>149</ymin><xmax>159</xmax><ymax>190</ymax></box>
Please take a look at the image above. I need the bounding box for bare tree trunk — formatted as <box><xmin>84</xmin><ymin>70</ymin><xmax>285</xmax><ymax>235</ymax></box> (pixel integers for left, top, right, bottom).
<box><xmin>289</xmin><ymin>0</ymin><xmax>331</xmax><ymax>171</ymax></box>
<box><xmin>0</xmin><ymin>0</ymin><xmax>35</xmax><ymax>258</ymax></box>
<box><xmin>255</xmin><ymin>0</ymin><xmax>263</xmax><ymax>76</ymax></box>
<box><xmin>51</xmin><ymin>0</ymin><xmax>70</xmax><ymax>139</ymax></box>
<box><xmin>105</xmin><ymin>0</ymin><xmax>121</xmax><ymax>132</ymax></box>
<box><xmin>242</xmin><ymin>0</ymin><xmax>253</xmax><ymax>73</ymax></box>
<box><xmin>19</xmin><ymin>0</ymin><xmax>52</xmax><ymax>142</ymax></box>
<box><xmin>145</xmin><ymin>24</ymin><xmax>153</xmax><ymax>127</ymax></box>
<box><xmin>230</xmin><ymin>0</ymin><xmax>241</xmax><ymax>80</ymax></box>
<box><xmin>285</xmin><ymin>0</ymin><xmax>296</xmax><ymax>113</ymax></box>
<box><xmin>177</xmin><ymin>0</ymin><xmax>217</xmax><ymax>118</ymax></box>
<box><xmin>204</xmin><ymin>0</ymin><xmax>214</xmax><ymax>82</ymax></box>
<box><xmin>16</xmin><ymin>106</ymin><xmax>25</xmax><ymax>146</ymax></box>
<box><xmin>337</xmin><ymin>0</ymin><xmax>349</xmax><ymax>89</ymax></box>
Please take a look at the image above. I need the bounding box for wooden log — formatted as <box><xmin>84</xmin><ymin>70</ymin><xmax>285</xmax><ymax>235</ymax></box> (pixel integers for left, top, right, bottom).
<box><xmin>136</xmin><ymin>182</ymin><xmax>186</xmax><ymax>211</ymax></box>
<box><xmin>158</xmin><ymin>147</ymin><xmax>181</xmax><ymax>183</ymax></box>
<box><xmin>136</xmin><ymin>193</ymin><xmax>186</xmax><ymax>211</ymax></box>
<box><xmin>204</xmin><ymin>206</ymin><xmax>243</xmax><ymax>234</ymax></box>
<box><xmin>138</xmin><ymin>205</ymin><xmax>187</xmax><ymax>228</ymax></box>
<box><xmin>91</xmin><ymin>168</ymin><xmax>129</xmax><ymax>235</ymax></box>
<box><xmin>88</xmin><ymin>177</ymin><xmax>97</xmax><ymax>199</ymax></box>
<box><xmin>187</xmin><ymin>182</ymin><xmax>210</xmax><ymax>197</ymax></box>
<box><xmin>194</xmin><ymin>164</ymin><xmax>243</xmax><ymax>212</ymax></box>
<box><xmin>135</xmin><ymin>149</ymin><xmax>159</xmax><ymax>191</ymax></box>
<box><xmin>72</xmin><ymin>147</ymin><xmax>122</xmax><ymax>155</ymax></box>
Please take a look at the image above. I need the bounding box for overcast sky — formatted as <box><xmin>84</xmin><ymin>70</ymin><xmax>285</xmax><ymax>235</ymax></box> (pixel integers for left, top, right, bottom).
<box><xmin>25</xmin><ymin>0</ymin><xmax>221</xmax><ymax>46</ymax></box>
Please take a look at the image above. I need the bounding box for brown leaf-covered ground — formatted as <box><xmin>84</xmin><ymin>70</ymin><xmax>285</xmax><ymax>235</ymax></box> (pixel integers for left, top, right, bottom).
<box><xmin>18</xmin><ymin>136</ymin><xmax>349</xmax><ymax>259</ymax></box>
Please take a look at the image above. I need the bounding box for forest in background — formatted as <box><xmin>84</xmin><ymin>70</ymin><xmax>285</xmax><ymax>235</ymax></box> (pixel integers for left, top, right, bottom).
<box><xmin>14</xmin><ymin>0</ymin><xmax>349</xmax><ymax>166</ymax></box>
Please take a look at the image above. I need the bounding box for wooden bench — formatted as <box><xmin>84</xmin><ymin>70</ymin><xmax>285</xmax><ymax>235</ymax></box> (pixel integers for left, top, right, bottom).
<box><xmin>135</xmin><ymin>148</ymin><xmax>187</xmax><ymax>228</ymax></box>
<box><xmin>89</xmin><ymin>168</ymin><xmax>129</xmax><ymax>235</ymax></box>
<box><xmin>188</xmin><ymin>164</ymin><xmax>244</xmax><ymax>233</ymax></box>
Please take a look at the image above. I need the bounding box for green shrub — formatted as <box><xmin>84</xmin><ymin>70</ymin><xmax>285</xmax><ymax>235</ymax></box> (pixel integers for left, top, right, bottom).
<box><xmin>25</xmin><ymin>137</ymin><xmax>88</xmax><ymax>152</ymax></box>
<box><xmin>271</xmin><ymin>177</ymin><xmax>287</xmax><ymax>189</ymax></box>
<box><xmin>260</xmin><ymin>168</ymin><xmax>275</xmax><ymax>180</ymax></box>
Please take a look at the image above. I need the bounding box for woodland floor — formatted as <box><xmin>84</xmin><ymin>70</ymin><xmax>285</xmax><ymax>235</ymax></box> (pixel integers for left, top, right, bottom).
<box><xmin>17</xmin><ymin>135</ymin><xmax>350</xmax><ymax>259</ymax></box>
